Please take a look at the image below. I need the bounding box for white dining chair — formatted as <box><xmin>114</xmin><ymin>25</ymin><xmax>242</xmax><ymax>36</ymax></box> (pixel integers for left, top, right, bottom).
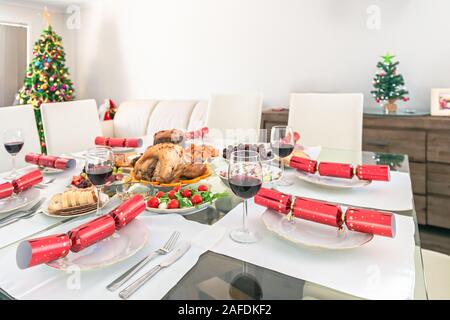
<box><xmin>288</xmin><ymin>93</ymin><xmax>364</xmax><ymax>151</ymax></box>
<box><xmin>422</xmin><ymin>249</ymin><xmax>450</xmax><ymax>300</ymax></box>
<box><xmin>0</xmin><ymin>105</ymin><xmax>41</xmax><ymax>172</ymax></box>
<box><xmin>206</xmin><ymin>93</ymin><xmax>263</xmax><ymax>142</ymax></box>
<box><xmin>41</xmin><ymin>99</ymin><xmax>102</xmax><ymax>155</ymax></box>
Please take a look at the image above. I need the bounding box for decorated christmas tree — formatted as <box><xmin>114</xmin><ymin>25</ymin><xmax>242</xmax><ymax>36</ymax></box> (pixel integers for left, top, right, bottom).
<box><xmin>16</xmin><ymin>9</ymin><xmax>75</xmax><ymax>153</ymax></box>
<box><xmin>371</xmin><ymin>53</ymin><xmax>409</xmax><ymax>113</ymax></box>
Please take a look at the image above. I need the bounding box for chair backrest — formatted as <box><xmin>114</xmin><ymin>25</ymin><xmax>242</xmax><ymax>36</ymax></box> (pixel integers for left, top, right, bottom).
<box><xmin>145</xmin><ymin>100</ymin><xmax>198</xmax><ymax>138</ymax></box>
<box><xmin>41</xmin><ymin>99</ymin><xmax>101</xmax><ymax>155</ymax></box>
<box><xmin>0</xmin><ymin>105</ymin><xmax>41</xmax><ymax>171</ymax></box>
<box><xmin>113</xmin><ymin>100</ymin><xmax>158</xmax><ymax>138</ymax></box>
<box><xmin>206</xmin><ymin>93</ymin><xmax>263</xmax><ymax>142</ymax></box>
<box><xmin>187</xmin><ymin>101</ymin><xmax>209</xmax><ymax>131</ymax></box>
<box><xmin>288</xmin><ymin>93</ymin><xmax>363</xmax><ymax>151</ymax></box>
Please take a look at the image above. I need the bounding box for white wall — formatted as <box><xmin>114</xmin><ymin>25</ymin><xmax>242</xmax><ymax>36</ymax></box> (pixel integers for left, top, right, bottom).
<box><xmin>8</xmin><ymin>0</ymin><xmax>450</xmax><ymax>112</ymax></box>
<box><xmin>0</xmin><ymin>1</ymin><xmax>76</xmax><ymax>100</ymax></box>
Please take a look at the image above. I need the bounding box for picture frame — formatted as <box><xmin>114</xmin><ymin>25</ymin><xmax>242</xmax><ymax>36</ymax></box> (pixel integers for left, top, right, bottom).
<box><xmin>431</xmin><ymin>88</ymin><xmax>450</xmax><ymax>116</ymax></box>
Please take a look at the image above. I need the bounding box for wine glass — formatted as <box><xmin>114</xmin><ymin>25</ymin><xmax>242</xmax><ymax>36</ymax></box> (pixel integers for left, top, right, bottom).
<box><xmin>3</xmin><ymin>129</ymin><xmax>24</xmax><ymax>179</ymax></box>
<box><xmin>85</xmin><ymin>147</ymin><xmax>114</xmax><ymax>216</ymax></box>
<box><xmin>228</xmin><ymin>150</ymin><xmax>263</xmax><ymax>244</ymax></box>
<box><xmin>270</xmin><ymin>126</ymin><xmax>295</xmax><ymax>186</ymax></box>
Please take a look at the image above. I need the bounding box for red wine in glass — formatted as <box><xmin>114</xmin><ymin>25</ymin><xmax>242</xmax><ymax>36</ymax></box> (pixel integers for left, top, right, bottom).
<box><xmin>271</xmin><ymin>142</ymin><xmax>294</xmax><ymax>158</ymax></box>
<box><xmin>4</xmin><ymin>141</ymin><xmax>24</xmax><ymax>155</ymax></box>
<box><xmin>86</xmin><ymin>166</ymin><xmax>113</xmax><ymax>186</ymax></box>
<box><xmin>229</xmin><ymin>175</ymin><xmax>262</xmax><ymax>199</ymax></box>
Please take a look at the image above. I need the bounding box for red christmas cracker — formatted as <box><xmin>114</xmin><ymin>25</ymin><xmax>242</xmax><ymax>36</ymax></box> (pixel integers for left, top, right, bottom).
<box><xmin>0</xmin><ymin>182</ymin><xmax>14</xmax><ymax>199</ymax></box>
<box><xmin>95</xmin><ymin>137</ymin><xmax>143</xmax><ymax>148</ymax></box>
<box><xmin>289</xmin><ymin>156</ymin><xmax>317</xmax><ymax>173</ymax></box>
<box><xmin>25</xmin><ymin>153</ymin><xmax>75</xmax><ymax>170</ymax></box>
<box><xmin>16</xmin><ymin>234</ymin><xmax>71</xmax><ymax>269</ymax></box>
<box><xmin>254</xmin><ymin>188</ymin><xmax>291</xmax><ymax>214</ymax></box>
<box><xmin>345</xmin><ymin>207</ymin><xmax>395</xmax><ymax>238</ymax></box>
<box><xmin>110</xmin><ymin>194</ymin><xmax>146</xmax><ymax>229</ymax></box>
<box><xmin>12</xmin><ymin>170</ymin><xmax>43</xmax><ymax>193</ymax></box>
<box><xmin>355</xmin><ymin>165</ymin><xmax>390</xmax><ymax>181</ymax></box>
<box><xmin>293</xmin><ymin>197</ymin><xmax>344</xmax><ymax>228</ymax></box>
<box><xmin>254</xmin><ymin>188</ymin><xmax>395</xmax><ymax>238</ymax></box>
<box><xmin>68</xmin><ymin>215</ymin><xmax>116</xmax><ymax>253</ymax></box>
<box><xmin>318</xmin><ymin>162</ymin><xmax>354</xmax><ymax>179</ymax></box>
<box><xmin>16</xmin><ymin>196</ymin><xmax>146</xmax><ymax>269</ymax></box>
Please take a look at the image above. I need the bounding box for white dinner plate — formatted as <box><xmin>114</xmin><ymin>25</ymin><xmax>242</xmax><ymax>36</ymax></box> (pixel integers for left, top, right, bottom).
<box><xmin>261</xmin><ymin>210</ymin><xmax>373</xmax><ymax>250</ymax></box>
<box><xmin>46</xmin><ymin>219</ymin><xmax>149</xmax><ymax>271</ymax></box>
<box><xmin>40</xmin><ymin>167</ymin><xmax>64</xmax><ymax>174</ymax></box>
<box><xmin>296</xmin><ymin>171</ymin><xmax>371</xmax><ymax>189</ymax></box>
<box><xmin>0</xmin><ymin>188</ymin><xmax>41</xmax><ymax>215</ymax></box>
<box><xmin>42</xmin><ymin>193</ymin><xmax>110</xmax><ymax>218</ymax></box>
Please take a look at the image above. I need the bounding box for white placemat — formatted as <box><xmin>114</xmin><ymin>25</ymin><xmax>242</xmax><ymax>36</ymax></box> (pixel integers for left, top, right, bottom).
<box><xmin>210</xmin><ymin>200</ymin><xmax>416</xmax><ymax>300</ymax></box>
<box><xmin>277</xmin><ymin>170</ymin><xmax>413</xmax><ymax>211</ymax></box>
<box><xmin>0</xmin><ymin>214</ymin><xmax>226</xmax><ymax>300</ymax></box>
<box><xmin>0</xmin><ymin>163</ymin><xmax>84</xmax><ymax>249</ymax></box>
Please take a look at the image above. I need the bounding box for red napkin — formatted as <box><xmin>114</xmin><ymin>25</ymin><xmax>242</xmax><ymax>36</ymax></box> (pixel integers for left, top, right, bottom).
<box><xmin>293</xmin><ymin>197</ymin><xmax>344</xmax><ymax>228</ymax></box>
<box><xmin>289</xmin><ymin>156</ymin><xmax>317</xmax><ymax>173</ymax></box>
<box><xmin>95</xmin><ymin>137</ymin><xmax>143</xmax><ymax>148</ymax></box>
<box><xmin>16</xmin><ymin>234</ymin><xmax>71</xmax><ymax>269</ymax></box>
<box><xmin>0</xmin><ymin>182</ymin><xmax>14</xmax><ymax>200</ymax></box>
<box><xmin>68</xmin><ymin>215</ymin><xmax>116</xmax><ymax>253</ymax></box>
<box><xmin>318</xmin><ymin>162</ymin><xmax>354</xmax><ymax>179</ymax></box>
<box><xmin>110</xmin><ymin>194</ymin><xmax>146</xmax><ymax>229</ymax></box>
<box><xmin>12</xmin><ymin>170</ymin><xmax>43</xmax><ymax>193</ymax></box>
<box><xmin>355</xmin><ymin>165</ymin><xmax>390</xmax><ymax>181</ymax></box>
<box><xmin>25</xmin><ymin>153</ymin><xmax>75</xmax><ymax>170</ymax></box>
<box><xmin>254</xmin><ymin>188</ymin><xmax>291</xmax><ymax>214</ymax></box>
<box><xmin>345</xmin><ymin>208</ymin><xmax>395</xmax><ymax>238</ymax></box>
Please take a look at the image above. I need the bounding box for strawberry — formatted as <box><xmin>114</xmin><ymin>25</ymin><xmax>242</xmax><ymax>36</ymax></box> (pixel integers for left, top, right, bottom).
<box><xmin>147</xmin><ymin>197</ymin><xmax>160</xmax><ymax>208</ymax></box>
<box><xmin>197</xmin><ymin>184</ymin><xmax>208</xmax><ymax>192</ymax></box>
<box><xmin>168</xmin><ymin>199</ymin><xmax>180</xmax><ymax>209</ymax></box>
<box><xmin>168</xmin><ymin>190</ymin><xmax>177</xmax><ymax>199</ymax></box>
<box><xmin>191</xmin><ymin>194</ymin><xmax>203</xmax><ymax>205</ymax></box>
<box><xmin>155</xmin><ymin>191</ymin><xmax>165</xmax><ymax>198</ymax></box>
<box><xmin>181</xmin><ymin>189</ymin><xmax>192</xmax><ymax>198</ymax></box>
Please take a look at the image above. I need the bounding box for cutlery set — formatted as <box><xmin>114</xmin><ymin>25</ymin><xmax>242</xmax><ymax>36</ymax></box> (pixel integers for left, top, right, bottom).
<box><xmin>107</xmin><ymin>230</ymin><xmax>190</xmax><ymax>299</ymax></box>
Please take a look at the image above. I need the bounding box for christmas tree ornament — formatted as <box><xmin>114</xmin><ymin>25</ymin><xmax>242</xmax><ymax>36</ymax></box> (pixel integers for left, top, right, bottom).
<box><xmin>370</xmin><ymin>53</ymin><xmax>409</xmax><ymax>114</ymax></box>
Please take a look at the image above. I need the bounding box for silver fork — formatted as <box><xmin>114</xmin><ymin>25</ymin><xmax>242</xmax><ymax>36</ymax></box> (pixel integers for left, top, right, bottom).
<box><xmin>106</xmin><ymin>231</ymin><xmax>180</xmax><ymax>291</ymax></box>
<box><xmin>0</xmin><ymin>198</ymin><xmax>46</xmax><ymax>228</ymax></box>
<box><xmin>35</xmin><ymin>178</ymin><xmax>56</xmax><ymax>189</ymax></box>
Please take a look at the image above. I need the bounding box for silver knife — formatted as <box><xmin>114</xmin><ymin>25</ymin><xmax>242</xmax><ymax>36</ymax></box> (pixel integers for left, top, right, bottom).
<box><xmin>119</xmin><ymin>242</ymin><xmax>191</xmax><ymax>300</ymax></box>
<box><xmin>0</xmin><ymin>199</ymin><xmax>45</xmax><ymax>226</ymax></box>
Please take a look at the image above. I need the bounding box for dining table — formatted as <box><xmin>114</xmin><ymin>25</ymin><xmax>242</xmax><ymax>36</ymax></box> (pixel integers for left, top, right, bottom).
<box><xmin>0</xmin><ymin>145</ymin><xmax>428</xmax><ymax>300</ymax></box>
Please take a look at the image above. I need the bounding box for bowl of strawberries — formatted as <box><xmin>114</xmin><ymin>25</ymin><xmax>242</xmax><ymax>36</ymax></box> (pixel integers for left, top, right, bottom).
<box><xmin>145</xmin><ymin>184</ymin><xmax>228</xmax><ymax>215</ymax></box>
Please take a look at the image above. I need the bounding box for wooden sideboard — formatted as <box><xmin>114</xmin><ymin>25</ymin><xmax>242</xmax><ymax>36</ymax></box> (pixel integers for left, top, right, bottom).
<box><xmin>261</xmin><ymin>109</ymin><xmax>450</xmax><ymax>229</ymax></box>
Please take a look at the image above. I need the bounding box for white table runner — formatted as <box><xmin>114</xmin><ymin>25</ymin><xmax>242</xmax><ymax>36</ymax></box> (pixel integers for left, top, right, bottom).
<box><xmin>277</xmin><ymin>170</ymin><xmax>413</xmax><ymax>211</ymax></box>
<box><xmin>0</xmin><ymin>214</ymin><xmax>226</xmax><ymax>300</ymax></box>
<box><xmin>210</xmin><ymin>200</ymin><xmax>416</xmax><ymax>300</ymax></box>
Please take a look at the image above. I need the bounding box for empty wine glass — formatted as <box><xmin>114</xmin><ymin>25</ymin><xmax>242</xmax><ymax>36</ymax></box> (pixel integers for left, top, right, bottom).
<box><xmin>228</xmin><ymin>150</ymin><xmax>263</xmax><ymax>244</ymax></box>
<box><xmin>3</xmin><ymin>129</ymin><xmax>24</xmax><ymax>179</ymax></box>
<box><xmin>270</xmin><ymin>126</ymin><xmax>295</xmax><ymax>186</ymax></box>
<box><xmin>85</xmin><ymin>147</ymin><xmax>114</xmax><ymax>216</ymax></box>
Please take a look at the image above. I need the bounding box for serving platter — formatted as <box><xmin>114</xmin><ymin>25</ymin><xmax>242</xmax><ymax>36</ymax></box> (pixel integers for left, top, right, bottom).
<box><xmin>145</xmin><ymin>200</ymin><xmax>214</xmax><ymax>215</ymax></box>
<box><xmin>261</xmin><ymin>210</ymin><xmax>373</xmax><ymax>250</ymax></box>
<box><xmin>42</xmin><ymin>193</ymin><xmax>110</xmax><ymax>218</ymax></box>
<box><xmin>296</xmin><ymin>171</ymin><xmax>371</xmax><ymax>189</ymax></box>
<box><xmin>46</xmin><ymin>219</ymin><xmax>149</xmax><ymax>271</ymax></box>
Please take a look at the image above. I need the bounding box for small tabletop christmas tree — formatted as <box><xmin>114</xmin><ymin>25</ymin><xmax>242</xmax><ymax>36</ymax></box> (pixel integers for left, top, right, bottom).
<box><xmin>16</xmin><ymin>8</ymin><xmax>75</xmax><ymax>153</ymax></box>
<box><xmin>371</xmin><ymin>53</ymin><xmax>409</xmax><ymax>113</ymax></box>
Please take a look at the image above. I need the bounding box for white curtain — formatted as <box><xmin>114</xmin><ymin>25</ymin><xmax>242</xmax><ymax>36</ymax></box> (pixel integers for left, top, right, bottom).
<box><xmin>0</xmin><ymin>24</ymin><xmax>27</xmax><ymax>107</ymax></box>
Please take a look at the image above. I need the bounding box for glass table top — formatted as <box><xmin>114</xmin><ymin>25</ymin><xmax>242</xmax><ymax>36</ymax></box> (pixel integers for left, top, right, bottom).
<box><xmin>0</xmin><ymin>148</ymin><xmax>427</xmax><ymax>300</ymax></box>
